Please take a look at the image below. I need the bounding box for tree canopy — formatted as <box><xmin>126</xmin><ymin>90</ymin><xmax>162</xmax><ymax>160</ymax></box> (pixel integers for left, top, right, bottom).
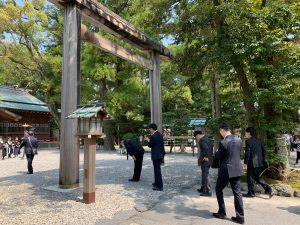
<box><xmin>0</xmin><ymin>0</ymin><xmax>299</xmax><ymax>159</ymax></box>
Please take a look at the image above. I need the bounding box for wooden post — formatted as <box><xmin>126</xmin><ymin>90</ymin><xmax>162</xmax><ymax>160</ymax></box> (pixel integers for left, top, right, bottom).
<box><xmin>59</xmin><ymin>1</ymin><xmax>81</xmax><ymax>189</ymax></box>
<box><xmin>83</xmin><ymin>137</ymin><xmax>96</xmax><ymax>204</ymax></box>
<box><xmin>149</xmin><ymin>51</ymin><xmax>162</xmax><ymax>133</ymax></box>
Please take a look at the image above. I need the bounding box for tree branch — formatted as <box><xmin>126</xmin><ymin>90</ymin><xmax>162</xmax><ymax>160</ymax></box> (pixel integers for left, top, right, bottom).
<box><xmin>261</xmin><ymin>0</ymin><xmax>266</xmax><ymax>9</ymax></box>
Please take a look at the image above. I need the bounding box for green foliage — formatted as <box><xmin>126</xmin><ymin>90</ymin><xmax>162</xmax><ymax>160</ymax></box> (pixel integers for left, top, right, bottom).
<box><xmin>266</xmin><ymin>147</ymin><xmax>288</xmax><ymax>165</ymax></box>
<box><xmin>0</xmin><ymin>1</ymin><xmax>63</xmax><ymax>126</ymax></box>
<box><xmin>122</xmin><ymin>132</ymin><xmax>140</xmax><ymax>142</ymax></box>
<box><xmin>163</xmin><ymin>108</ymin><xmax>191</xmax><ymax>136</ymax></box>
<box><xmin>131</xmin><ymin>0</ymin><xmax>300</xmax><ymax>165</ymax></box>
<box><xmin>0</xmin><ymin>0</ymin><xmax>299</xmax><ymax>165</ymax></box>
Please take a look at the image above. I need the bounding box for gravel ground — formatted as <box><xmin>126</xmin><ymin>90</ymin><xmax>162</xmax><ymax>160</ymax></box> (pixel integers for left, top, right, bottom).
<box><xmin>0</xmin><ymin>149</ymin><xmax>213</xmax><ymax>225</ymax></box>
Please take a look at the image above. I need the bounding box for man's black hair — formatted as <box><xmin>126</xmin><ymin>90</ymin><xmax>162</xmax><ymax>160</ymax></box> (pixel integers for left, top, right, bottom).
<box><xmin>246</xmin><ymin>127</ymin><xmax>256</xmax><ymax>136</ymax></box>
<box><xmin>149</xmin><ymin>123</ymin><xmax>157</xmax><ymax>130</ymax></box>
<box><xmin>218</xmin><ymin>122</ymin><xmax>230</xmax><ymax>131</ymax></box>
<box><xmin>193</xmin><ymin>130</ymin><xmax>203</xmax><ymax>137</ymax></box>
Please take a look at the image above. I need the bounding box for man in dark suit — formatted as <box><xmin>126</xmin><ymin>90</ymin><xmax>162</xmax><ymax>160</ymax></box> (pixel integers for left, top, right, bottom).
<box><xmin>194</xmin><ymin>130</ymin><xmax>213</xmax><ymax>196</ymax></box>
<box><xmin>123</xmin><ymin>139</ymin><xmax>145</xmax><ymax>182</ymax></box>
<box><xmin>243</xmin><ymin>127</ymin><xmax>273</xmax><ymax>198</ymax></box>
<box><xmin>20</xmin><ymin>128</ymin><xmax>38</xmax><ymax>174</ymax></box>
<box><xmin>213</xmin><ymin>123</ymin><xmax>244</xmax><ymax>224</ymax></box>
<box><xmin>144</xmin><ymin>123</ymin><xmax>165</xmax><ymax>191</ymax></box>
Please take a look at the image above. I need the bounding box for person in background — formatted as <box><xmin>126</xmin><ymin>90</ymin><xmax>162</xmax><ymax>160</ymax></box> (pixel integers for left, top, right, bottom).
<box><xmin>213</xmin><ymin>123</ymin><xmax>244</xmax><ymax>224</ymax></box>
<box><xmin>7</xmin><ymin>137</ymin><xmax>13</xmax><ymax>158</ymax></box>
<box><xmin>293</xmin><ymin>129</ymin><xmax>300</xmax><ymax>151</ymax></box>
<box><xmin>123</xmin><ymin>139</ymin><xmax>145</xmax><ymax>182</ymax></box>
<box><xmin>243</xmin><ymin>127</ymin><xmax>273</xmax><ymax>198</ymax></box>
<box><xmin>144</xmin><ymin>123</ymin><xmax>165</xmax><ymax>191</ymax></box>
<box><xmin>20</xmin><ymin>130</ymin><xmax>29</xmax><ymax>159</ymax></box>
<box><xmin>20</xmin><ymin>129</ymin><xmax>38</xmax><ymax>174</ymax></box>
<box><xmin>295</xmin><ymin>137</ymin><xmax>300</xmax><ymax>164</ymax></box>
<box><xmin>284</xmin><ymin>131</ymin><xmax>293</xmax><ymax>153</ymax></box>
<box><xmin>194</xmin><ymin>130</ymin><xmax>213</xmax><ymax>197</ymax></box>
<box><xmin>0</xmin><ymin>137</ymin><xmax>6</xmax><ymax>160</ymax></box>
<box><xmin>14</xmin><ymin>137</ymin><xmax>21</xmax><ymax>157</ymax></box>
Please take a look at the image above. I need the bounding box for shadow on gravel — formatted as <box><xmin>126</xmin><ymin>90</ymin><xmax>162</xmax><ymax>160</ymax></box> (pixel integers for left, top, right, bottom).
<box><xmin>277</xmin><ymin>206</ymin><xmax>300</xmax><ymax>215</ymax></box>
<box><xmin>174</xmin><ymin>208</ymin><xmax>213</xmax><ymax>220</ymax></box>
<box><xmin>0</xmin><ymin>150</ymin><xmax>202</xmax><ymax>212</ymax></box>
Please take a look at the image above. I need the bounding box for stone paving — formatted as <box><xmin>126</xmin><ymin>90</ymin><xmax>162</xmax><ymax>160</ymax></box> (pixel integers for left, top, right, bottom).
<box><xmin>121</xmin><ymin>185</ymin><xmax>300</xmax><ymax>225</ymax></box>
<box><xmin>0</xmin><ymin>148</ymin><xmax>299</xmax><ymax>225</ymax></box>
<box><xmin>0</xmin><ymin>148</ymin><xmax>205</xmax><ymax>225</ymax></box>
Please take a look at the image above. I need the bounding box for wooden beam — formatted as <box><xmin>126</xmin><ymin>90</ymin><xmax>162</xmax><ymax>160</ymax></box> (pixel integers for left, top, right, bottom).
<box><xmin>47</xmin><ymin>0</ymin><xmax>172</xmax><ymax>60</ymax></box>
<box><xmin>0</xmin><ymin>109</ymin><xmax>22</xmax><ymax>121</ymax></box>
<box><xmin>81</xmin><ymin>24</ymin><xmax>153</xmax><ymax>70</ymax></box>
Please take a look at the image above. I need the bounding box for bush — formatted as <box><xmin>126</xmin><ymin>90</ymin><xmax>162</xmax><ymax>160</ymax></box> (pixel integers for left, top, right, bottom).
<box><xmin>122</xmin><ymin>132</ymin><xmax>140</xmax><ymax>143</ymax></box>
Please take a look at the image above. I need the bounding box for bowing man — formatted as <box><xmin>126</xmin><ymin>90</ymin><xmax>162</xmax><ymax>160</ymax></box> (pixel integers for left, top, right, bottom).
<box><xmin>124</xmin><ymin>139</ymin><xmax>145</xmax><ymax>182</ymax></box>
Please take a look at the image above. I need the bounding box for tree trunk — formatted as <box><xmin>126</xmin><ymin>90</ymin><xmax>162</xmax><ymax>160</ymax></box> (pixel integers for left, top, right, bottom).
<box><xmin>213</xmin><ymin>0</ymin><xmax>256</xmax><ymax>128</ymax></box>
<box><xmin>210</xmin><ymin>68</ymin><xmax>221</xmax><ymax>151</ymax></box>
<box><xmin>44</xmin><ymin>93</ymin><xmax>61</xmax><ymax>128</ymax></box>
<box><xmin>103</xmin><ymin>120</ymin><xmax>115</xmax><ymax>150</ymax></box>
<box><xmin>48</xmin><ymin>104</ymin><xmax>61</xmax><ymax>128</ymax></box>
<box><xmin>231</xmin><ymin>59</ymin><xmax>256</xmax><ymax>126</ymax></box>
<box><xmin>99</xmin><ymin>78</ymin><xmax>107</xmax><ymax>103</ymax></box>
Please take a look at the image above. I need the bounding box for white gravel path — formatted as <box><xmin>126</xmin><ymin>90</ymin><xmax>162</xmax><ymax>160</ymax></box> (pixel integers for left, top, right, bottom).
<box><xmin>0</xmin><ymin>149</ymin><xmax>209</xmax><ymax>225</ymax></box>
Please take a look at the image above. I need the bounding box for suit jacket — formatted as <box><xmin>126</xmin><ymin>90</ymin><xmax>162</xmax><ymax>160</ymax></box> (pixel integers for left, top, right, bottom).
<box><xmin>124</xmin><ymin>139</ymin><xmax>144</xmax><ymax>159</ymax></box>
<box><xmin>148</xmin><ymin>131</ymin><xmax>165</xmax><ymax>161</ymax></box>
<box><xmin>244</xmin><ymin>136</ymin><xmax>266</xmax><ymax>168</ymax></box>
<box><xmin>199</xmin><ymin>136</ymin><xmax>213</xmax><ymax>167</ymax></box>
<box><xmin>216</xmin><ymin>135</ymin><xmax>243</xmax><ymax>178</ymax></box>
<box><xmin>20</xmin><ymin>136</ymin><xmax>38</xmax><ymax>155</ymax></box>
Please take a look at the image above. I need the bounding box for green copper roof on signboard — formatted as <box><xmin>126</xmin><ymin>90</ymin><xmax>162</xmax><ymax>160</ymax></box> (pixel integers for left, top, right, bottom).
<box><xmin>188</xmin><ymin>118</ymin><xmax>207</xmax><ymax>127</ymax></box>
<box><xmin>66</xmin><ymin>103</ymin><xmax>106</xmax><ymax>119</ymax></box>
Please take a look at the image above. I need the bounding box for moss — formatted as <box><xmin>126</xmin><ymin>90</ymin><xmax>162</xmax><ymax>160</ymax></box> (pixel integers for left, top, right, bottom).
<box><xmin>241</xmin><ymin>169</ymin><xmax>300</xmax><ymax>190</ymax></box>
<box><xmin>265</xmin><ymin>177</ymin><xmax>300</xmax><ymax>190</ymax></box>
<box><xmin>240</xmin><ymin>171</ymin><xmax>247</xmax><ymax>183</ymax></box>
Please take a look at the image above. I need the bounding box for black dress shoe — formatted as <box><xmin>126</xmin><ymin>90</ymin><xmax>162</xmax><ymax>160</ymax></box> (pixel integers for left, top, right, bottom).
<box><xmin>200</xmin><ymin>192</ymin><xmax>212</xmax><ymax>197</ymax></box>
<box><xmin>197</xmin><ymin>188</ymin><xmax>204</xmax><ymax>193</ymax></box>
<box><xmin>231</xmin><ymin>216</ymin><xmax>245</xmax><ymax>224</ymax></box>
<box><xmin>26</xmin><ymin>172</ymin><xmax>33</xmax><ymax>174</ymax></box>
<box><xmin>266</xmin><ymin>189</ymin><xmax>274</xmax><ymax>198</ymax></box>
<box><xmin>152</xmin><ymin>187</ymin><xmax>163</xmax><ymax>191</ymax></box>
<box><xmin>128</xmin><ymin>178</ymin><xmax>139</xmax><ymax>182</ymax></box>
<box><xmin>242</xmin><ymin>193</ymin><xmax>255</xmax><ymax>198</ymax></box>
<box><xmin>212</xmin><ymin>212</ymin><xmax>226</xmax><ymax>219</ymax></box>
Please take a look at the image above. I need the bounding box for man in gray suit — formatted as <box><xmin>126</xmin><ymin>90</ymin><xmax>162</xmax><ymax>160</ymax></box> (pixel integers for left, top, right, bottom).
<box><xmin>20</xmin><ymin>128</ymin><xmax>38</xmax><ymax>174</ymax></box>
<box><xmin>213</xmin><ymin>123</ymin><xmax>244</xmax><ymax>224</ymax></box>
<box><xmin>243</xmin><ymin>127</ymin><xmax>273</xmax><ymax>198</ymax></box>
<box><xmin>194</xmin><ymin>130</ymin><xmax>213</xmax><ymax>196</ymax></box>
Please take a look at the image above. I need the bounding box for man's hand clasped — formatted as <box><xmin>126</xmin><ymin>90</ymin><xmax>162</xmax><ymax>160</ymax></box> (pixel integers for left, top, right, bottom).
<box><xmin>144</xmin><ymin>135</ymin><xmax>150</xmax><ymax>142</ymax></box>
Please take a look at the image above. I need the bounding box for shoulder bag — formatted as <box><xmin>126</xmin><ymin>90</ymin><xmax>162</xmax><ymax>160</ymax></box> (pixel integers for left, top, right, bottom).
<box><xmin>28</xmin><ymin>137</ymin><xmax>38</xmax><ymax>155</ymax></box>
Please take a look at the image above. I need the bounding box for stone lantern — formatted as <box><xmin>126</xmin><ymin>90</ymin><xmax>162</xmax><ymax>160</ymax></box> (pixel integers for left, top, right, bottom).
<box><xmin>67</xmin><ymin>103</ymin><xmax>108</xmax><ymax>204</ymax></box>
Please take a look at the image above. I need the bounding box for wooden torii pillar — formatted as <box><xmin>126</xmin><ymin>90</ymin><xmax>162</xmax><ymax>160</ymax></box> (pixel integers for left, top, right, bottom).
<box><xmin>150</xmin><ymin>52</ymin><xmax>163</xmax><ymax>132</ymax></box>
<box><xmin>48</xmin><ymin>0</ymin><xmax>172</xmax><ymax>189</ymax></box>
<box><xmin>59</xmin><ymin>1</ymin><xmax>81</xmax><ymax>188</ymax></box>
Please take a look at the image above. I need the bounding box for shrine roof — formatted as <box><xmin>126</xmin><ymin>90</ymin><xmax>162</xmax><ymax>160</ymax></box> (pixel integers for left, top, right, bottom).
<box><xmin>67</xmin><ymin>103</ymin><xmax>107</xmax><ymax>119</ymax></box>
<box><xmin>0</xmin><ymin>86</ymin><xmax>49</xmax><ymax>112</ymax></box>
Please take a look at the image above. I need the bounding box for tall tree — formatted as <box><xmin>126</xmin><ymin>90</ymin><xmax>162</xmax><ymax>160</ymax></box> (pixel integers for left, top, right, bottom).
<box><xmin>0</xmin><ymin>0</ymin><xmax>62</xmax><ymax>126</ymax></box>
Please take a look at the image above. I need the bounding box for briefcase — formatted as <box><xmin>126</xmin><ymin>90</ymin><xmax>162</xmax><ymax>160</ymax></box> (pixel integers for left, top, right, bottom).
<box><xmin>211</xmin><ymin>154</ymin><xmax>220</xmax><ymax>168</ymax></box>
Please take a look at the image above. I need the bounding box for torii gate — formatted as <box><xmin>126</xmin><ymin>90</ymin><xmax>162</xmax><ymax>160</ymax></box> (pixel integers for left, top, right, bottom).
<box><xmin>48</xmin><ymin>0</ymin><xmax>172</xmax><ymax>189</ymax></box>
